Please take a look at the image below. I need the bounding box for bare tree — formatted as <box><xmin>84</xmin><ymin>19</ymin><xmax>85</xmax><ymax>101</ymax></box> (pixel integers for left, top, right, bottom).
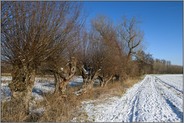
<box><xmin>75</xmin><ymin>29</ymin><xmax>91</xmax><ymax>68</ymax></box>
<box><xmin>90</xmin><ymin>16</ymin><xmax>125</xmax><ymax>80</ymax></box>
<box><xmin>1</xmin><ymin>1</ymin><xmax>82</xmax><ymax>112</ymax></box>
<box><xmin>118</xmin><ymin>17</ymin><xmax>144</xmax><ymax>61</ymax></box>
<box><xmin>135</xmin><ymin>50</ymin><xmax>154</xmax><ymax>75</ymax></box>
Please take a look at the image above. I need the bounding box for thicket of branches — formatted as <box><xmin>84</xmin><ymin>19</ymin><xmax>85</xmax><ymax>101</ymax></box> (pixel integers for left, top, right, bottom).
<box><xmin>1</xmin><ymin>1</ymin><xmax>183</xmax><ymax>118</ymax></box>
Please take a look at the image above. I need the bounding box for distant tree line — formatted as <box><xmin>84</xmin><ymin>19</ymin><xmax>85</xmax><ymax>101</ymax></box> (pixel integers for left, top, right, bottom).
<box><xmin>132</xmin><ymin>51</ymin><xmax>183</xmax><ymax>75</ymax></box>
<box><xmin>153</xmin><ymin>59</ymin><xmax>183</xmax><ymax>74</ymax></box>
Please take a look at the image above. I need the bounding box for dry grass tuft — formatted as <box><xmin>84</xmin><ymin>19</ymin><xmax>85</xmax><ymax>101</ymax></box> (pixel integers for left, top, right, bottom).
<box><xmin>123</xmin><ymin>76</ymin><xmax>143</xmax><ymax>89</ymax></box>
<box><xmin>1</xmin><ymin>99</ymin><xmax>29</xmax><ymax>122</ymax></box>
<box><xmin>38</xmin><ymin>90</ymin><xmax>81</xmax><ymax>122</ymax></box>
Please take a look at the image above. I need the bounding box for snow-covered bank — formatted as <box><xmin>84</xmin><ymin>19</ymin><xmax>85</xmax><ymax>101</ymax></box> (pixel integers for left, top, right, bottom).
<box><xmin>79</xmin><ymin>74</ymin><xmax>183</xmax><ymax>122</ymax></box>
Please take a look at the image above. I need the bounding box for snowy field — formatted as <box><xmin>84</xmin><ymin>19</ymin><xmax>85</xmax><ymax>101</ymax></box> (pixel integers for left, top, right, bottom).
<box><xmin>78</xmin><ymin>74</ymin><xmax>183</xmax><ymax>122</ymax></box>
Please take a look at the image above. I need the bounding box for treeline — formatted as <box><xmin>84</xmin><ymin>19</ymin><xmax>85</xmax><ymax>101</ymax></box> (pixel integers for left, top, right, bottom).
<box><xmin>2</xmin><ymin>57</ymin><xmax>183</xmax><ymax>75</ymax></box>
<box><xmin>129</xmin><ymin>50</ymin><xmax>183</xmax><ymax>75</ymax></box>
<box><xmin>153</xmin><ymin>59</ymin><xmax>183</xmax><ymax>74</ymax></box>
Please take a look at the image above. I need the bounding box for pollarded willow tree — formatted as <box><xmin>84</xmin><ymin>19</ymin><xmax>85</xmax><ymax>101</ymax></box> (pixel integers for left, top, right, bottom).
<box><xmin>1</xmin><ymin>1</ymin><xmax>83</xmax><ymax>112</ymax></box>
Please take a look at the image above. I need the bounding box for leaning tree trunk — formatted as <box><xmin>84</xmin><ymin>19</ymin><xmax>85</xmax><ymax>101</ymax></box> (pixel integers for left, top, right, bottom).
<box><xmin>103</xmin><ymin>75</ymin><xmax>113</xmax><ymax>87</ymax></box>
<box><xmin>9</xmin><ymin>64</ymin><xmax>36</xmax><ymax>114</ymax></box>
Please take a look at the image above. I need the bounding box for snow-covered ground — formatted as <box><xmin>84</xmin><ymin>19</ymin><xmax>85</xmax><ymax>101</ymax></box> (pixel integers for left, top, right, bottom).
<box><xmin>1</xmin><ymin>76</ymin><xmax>83</xmax><ymax>101</ymax></box>
<box><xmin>1</xmin><ymin>75</ymin><xmax>83</xmax><ymax>115</ymax></box>
<box><xmin>1</xmin><ymin>76</ymin><xmax>55</xmax><ymax>101</ymax></box>
<box><xmin>79</xmin><ymin>74</ymin><xmax>183</xmax><ymax>122</ymax></box>
<box><xmin>1</xmin><ymin>74</ymin><xmax>183</xmax><ymax>122</ymax></box>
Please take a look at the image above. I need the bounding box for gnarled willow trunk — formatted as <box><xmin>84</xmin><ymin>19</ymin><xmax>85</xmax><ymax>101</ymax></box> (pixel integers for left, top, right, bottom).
<box><xmin>9</xmin><ymin>64</ymin><xmax>36</xmax><ymax>114</ymax></box>
<box><xmin>81</xmin><ymin>66</ymin><xmax>102</xmax><ymax>91</ymax></box>
<box><xmin>53</xmin><ymin>57</ymin><xmax>77</xmax><ymax>95</ymax></box>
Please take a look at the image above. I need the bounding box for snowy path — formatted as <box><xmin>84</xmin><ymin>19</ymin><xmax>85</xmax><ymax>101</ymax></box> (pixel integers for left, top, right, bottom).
<box><xmin>81</xmin><ymin>75</ymin><xmax>183</xmax><ymax>122</ymax></box>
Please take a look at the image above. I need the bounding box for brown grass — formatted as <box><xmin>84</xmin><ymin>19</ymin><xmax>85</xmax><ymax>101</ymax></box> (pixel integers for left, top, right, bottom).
<box><xmin>122</xmin><ymin>76</ymin><xmax>144</xmax><ymax>89</ymax></box>
<box><xmin>1</xmin><ymin>76</ymin><xmax>143</xmax><ymax>122</ymax></box>
<box><xmin>1</xmin><ymin>99</ymin><xmax>29</xmax><ymax>122</ymax></box>
<box><xmin>38</xmin><ymin>91</ymin><xmax>80</xmax><ymax>122</ymax></box>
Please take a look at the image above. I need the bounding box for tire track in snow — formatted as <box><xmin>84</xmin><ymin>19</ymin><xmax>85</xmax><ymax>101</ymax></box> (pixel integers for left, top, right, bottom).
<box><xmin>125</xmin><ymin>77</ymin><xmax>149</xmax><ymax>122</ymax></box>
<box><xmin>114</xmin><ymin>76</ymin><xmax>149</xmax><ymax>122</ymax></box>
<box><xmin>149</xmin><ymin>76</ymin><xmax>180</xmax><ymax>122</ymax></box>
<box><xmin>80</xmin><ymin>75</ymin><xmax>183</xmax><ymax>122</ymax></box>
<box><xmin>153</xmin><ymin>76</ymin><xmax>183</xmax><ymax>121</ymax></box>
<box><xmin>155</xmin><ymin>76</ymin><xmax>183</xmax><ymax>94</ymax></box>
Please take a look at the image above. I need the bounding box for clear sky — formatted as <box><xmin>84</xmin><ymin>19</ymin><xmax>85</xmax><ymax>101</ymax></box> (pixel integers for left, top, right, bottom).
<box><xmin>83</xmin><ymin>1</ymin><xmax>183</xmax><ymax>66</ymax></box>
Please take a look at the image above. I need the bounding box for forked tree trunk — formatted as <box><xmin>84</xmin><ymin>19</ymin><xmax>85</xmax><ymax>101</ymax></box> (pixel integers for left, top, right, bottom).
<box><xmin>9</xmin><ymin>64</ymin><xmax>36</xmax><ymax>114</ymax></box>
<box><xmin>53</xmin><ymin>73</ymin><xmax>71</xmax><ymax>95</ymax></box>
<box><xmin>104</xmin><ymin>75</ymin><xmax>113</xmax><ymax>87</ymax></box>
<box><xmin>53</xmin><ymin>57</ymin><xmax>77</xmax><ymax>95</ymax></box>
<box><xmin>80</xmin><ymin>67</ymin><xmax>101</xmax><ymax>92</ymax></box>
<box><xmin>100</xmin><ymin>75</ymin><xmax>113</xmax><ymax>87</ymax></box>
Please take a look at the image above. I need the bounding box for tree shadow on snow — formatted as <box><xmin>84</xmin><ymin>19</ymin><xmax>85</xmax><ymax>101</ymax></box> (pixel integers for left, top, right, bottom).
<box><xmin>32</xmin><ymin>88</ymin><xmax>44</xmax><ymax>96</ymax></box>
<box><xmin>42</xmin><ymin>83</ymin><xmax>55</xmax><ymax>88</ymax></box>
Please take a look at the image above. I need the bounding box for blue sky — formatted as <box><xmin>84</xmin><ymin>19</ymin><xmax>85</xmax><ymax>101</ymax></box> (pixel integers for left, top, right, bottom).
<box><xmin>83</xmin><ymin>1</ymin><xmax>183</xmax><ymax>66</ymax></box>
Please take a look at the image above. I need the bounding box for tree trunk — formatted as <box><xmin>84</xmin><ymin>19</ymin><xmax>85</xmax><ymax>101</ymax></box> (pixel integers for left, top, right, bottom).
<box><xmin>127</xmin><ymin>51</ymin><xmax>132</xmax><ymax>62</ymax></box>
<box><xmin>52</xmin><ymin>57</ymin><xmax>77</xmax><ymax>95</ymax></box>
<box><xmin>104</xmin><ymin>75</ymin><xmax>113</xmax><ymax>87</ymax></box>
<box><xmin>53</xmin><ymin>73</ymin><xmax>61</xmax><ymax>94</ymax></box>
<box><xmin>9</xmin><ymin>64</ymin><xmax>36</xmax><ymax>114</ymax></box>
